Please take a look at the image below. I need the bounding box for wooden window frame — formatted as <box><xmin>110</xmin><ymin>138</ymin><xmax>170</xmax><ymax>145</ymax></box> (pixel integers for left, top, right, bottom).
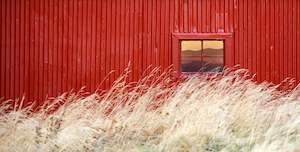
<box><xmin>172</xmin><ymin>33</ymin><xmax>234</xmax><ymax>75</ymax></box>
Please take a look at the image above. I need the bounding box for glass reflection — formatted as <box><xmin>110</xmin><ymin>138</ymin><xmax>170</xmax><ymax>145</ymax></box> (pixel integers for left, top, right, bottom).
<box><xmin>181</xmin><ymin>40</ymin><xmax>224</xmax><ymax>72</ymax></box>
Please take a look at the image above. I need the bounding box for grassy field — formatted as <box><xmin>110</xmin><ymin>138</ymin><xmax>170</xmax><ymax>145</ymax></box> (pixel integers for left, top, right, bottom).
<box><xmin>0</xmin><ymin>68</ymin><xmax>299</xmax><ymax>152</ymax></box>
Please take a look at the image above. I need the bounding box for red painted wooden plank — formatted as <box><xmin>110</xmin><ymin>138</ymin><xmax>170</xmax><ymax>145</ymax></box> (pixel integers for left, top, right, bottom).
<box><xmin>296</xmin><ymin>1</ymin><xmax>300</xmax><ymax>84</ymax></box>
<box><xmin>283</xmin><ymin>0</ymin><xmax>288</xmax><ymax>80</ymax></box>
<box><xmin>290</xmin><ymin>0</ymin><xmax>294</xmax><ymax>79</ymax></box>
<box><xmin>292</xmin><ymin>0</ymin><xmax>297</xmax><ymax>81</ymax></box>
<box><xmin>100</xmin><ymin>0</ymin><xmax>107</xmax><ymax>89</ymax></box>
<box><xmin>238</xmin><ymin>0</ymin><xmax>243</xmax><ymax>67</ymax></box>
<box><xmin>243</xmin><ymin>0</ymin><xmax>248</xmax><ymax>69</ymax></box>
<box><xmin>261</xmin><ymin>0</ymin><xmax>267</xmax><ymax>82</ymax></box>
<box><xmin>15</xmin><ymin>0</ymin><xmax>21</xmax><ymax>99</ymax></box>
<box><xmin>288</xmin><ymin>0</ymin><xmax>292</xmax><ymax>79</ymax></box>
<box><xmin>151</xmin><ymin>0</ymin><xmax>155</xmax><ymax>69</ymax></box>
<box><xmin>178</xmin><ymin>0</ymin><xmax>183</xmax><ymax>32</ymax></box>
<box><xmin>256</xmin><ymin>0</ymin><xmax>262</xmax><ymax>81</ymax></box>
<box><xmin>52</xmin><ymin>0</ymin><xmax>59</xmax><ymax>97</ymax></box>
<box><xmin>127</xmin><ymin>0</ymin><xmax>131</xmax><ymax>71</ymax></box>
<box><xmin>141</xmin><ymin>0</ymin><xmax>146</xmax><ymax>71</ymax></box>
<box><xmin>150</xmin><ymin>0</ymin><xmax>155</xmax><ymax>69</ymax></box>
<box><xmin>57</xmin><ymin>0</ymin><xmax>63</xmax><ymax>95</ymax></box>
<box><xmin>197</xmin><ymin>0</ymin><xmax>201</xmax><ymax>32</ymax></box>
<box><xmin>216</xmin><ymin>0</ymin><xmax>220</xmax><ymax>32</ymax></box>
<box><xmin>123</xmin><ymin>0</ymin><xmax>127</xmax><ymax>72</ymax></box>
<box><xmin>5</xmin><ymin>0</ymin><xmax>11</xmax><ymax>99</ymax></box>
<box><xmin>156</xmin><ymin>0</ymin><xmax>160</xmax><ymax>67</ymax></box>
<box><xmin>19</xmin><ymin>0</ymin><xmax>25</xmax><ymax>97</ymax></box>
<box><xmin>10</xmin><ymin>0</ymin><xmax>16</xmax><ymax>100</ymax></box>
<box><xmin>138</xmin><ymin>0</ymin><xmax>143</xmax><ymax>74</ymax></box>
<box><xmin>211</xmin><ymin>0</ymin><xmax>216</xmax><ymax>33</ymax></box>
<box><xmin>128</xmin><ymin>0</ymin><xmax>133</xmax><ymax>75</ymax></box>
<box><xmin>62</xmin><ymin>0</ymin><xmax>68</xmax><ymax>93</ymax></box>
<box><xmin>114</xmin><ymin>0</ymin><xmax>120</xmax><ymax>80</ymax></box>
<box><xmin>253</xmin><ymin>0</ymin><xmax>258</xmax><ymax>81</ymax></box>
<box><xmin>76</xmin><ymin>0</ymin><xmax>83</xmax><ymax>90</ymax></box>
<box><xmin>85</xmin><ymin>0</ymin><xmax>92</xmax><ymax>91</ymax></box>
<box><xmin>71</xmin><ymin>0</ymin><xmax>77</xmax><ymax>91</ymax></box>
<box><xmin>38</xmin><ymin>0</ymin><xmax>44</xmax><ymax>101</ymax></box>
<box><xmin>120</xmin><ymin>0</ymin><xmax>126</xmax><ymax>72</ymax></box>
<box><xmin>159</xmin><ymin>0</ymin><xmax>164</xmax><ymax>69</ymax></box>
<box><xmin>32</xmin><ymin>0</ymin><xmax>39</xmax><ymax>102</ymax></box>
<box><xmin>183</xmin><ymin>0</ymin><xmax>188</xmax><ymax>32</ymax></box>
<box><xmin>252</xmin><ymin>0</ymin><xmax>257</xmax><ymax>79</ymax></box>
<box><xmin>94</xmin><ymin>0</ymin><xmax>101</xmax><ymax>88</ymax></box>
<box><xmin>80</xmin><ymin>0</ymin><xmax>85</xmax><ymax>90</ymax></box>
<box><xmin>210</xmin><ymin>0</ymin><xmax>218</xmax><ymax>33</ymax></box>
<box><xmin>251</xmin><ymin>0</ymin><xmax>256</xmax><ymax>76</ymax></box>
<box><xmin>265</xmin><ymin>0</ymin><xmax>270</xmax><ymax>81</ymax></box>
<box><xmin>269</xmin><ymin>0</ymin><xmax>275</xmax><ymax>83</ymax></box>
<box><xmin>224</xmin><ymin>0</ymin><xmax>229</xmax><ymax>33</ymax></box>
<box><xmin>66</xmin><ymin>0</ymin><xmax>72</xmax><ymax>91</ymax></box>
<box><xmin>24</xmin><ymin>0</ymin><xmax>30</xmax><ymax>101</ymax></box>
<box><xmin>280</xmin><ymin>0</ymin><xmax>284</xmax><ymax>83</ymax></box>
<box><xmin>174</xmin><ymin>0</ymin><xmax>179</xmax><ymax>33</ymax></box>
<box><xmin>191</xmin><ymin>0</ymin><xmax>197</xmax><ymax>32</ymax></box>
<box><xmin>233</xmin><ymin>0</ymin><xmax>238</xmax><ymax>66</ymax></box>
<box><xmin>134</xmin><ymin>0</ymin><xmax>139</xmax><ymax>79</ymax></box>
<box><xmin>298</xmin><ymin>0</ymin><xmax>300</xmax><ymax>83</ymax></box>
<box><xmin>201</xmin><ymin>0</ymin><xmax>207</xmax><ymax>32</ymax></box>
<box><xmin>28</xmin><ymin>0</ymin><xmax>34</xmax><ymax>101</ymax></box>
<box><xmin>90</xmin><ymin>0</ymin><xmax>97</xmax><ymax>90</ymax></box>
<box><xmin>151</xmin><ymin>0</ymin><xmax>156</xmax><ymax>69</ymax></box>
<box><xmin>287</xmin><ymin>0</ymin><xmax>292</xmax><ymax>78</ymax></box>
<box><xmin>158</xmin><ymin>0</ymin><xmax>163</xmax><ymax>69</ymax></box>
<box><xmin>230</xmin><ymin>0</ymin><xmax>234</xmax><ymax>33</ymax></box>
<box><xmin>1</xmin><ymin>1</ymin><xmax>9</xmax><ymax>99</ymax></box>
<box><xmin>11</xmin><ymin>0</ymin><xmax>18</xmax><ymax>99</ymax></box>
<box><xmin>121</xmin><ymin>0</ymin><xmax>126</xmax><ymax>74</ymax></box>
<box><xmin>0</xmin><ymin>0</ymin><xmax>1</xmax><ymax>98</ymax></box>
<box><xmin>145</xmin><ymin>0</ymin><xmax>152</xmax><ymax>70</ymax></box>
<box><xmin>294</xmin><ymin>0</ymin><xmax>298</xmax><ymax>81</ymax></box>
<box><xmin>166</xmin><ymin>0</ymin><xmax>170</xmax><ymax>67</ymax></box>
<box><xmin>141</xmin><ymin>0</ymin><xmax>147</xmax><ymax>71</ymax></box>
<box><xmin>247</xmin><ymin>0</ymin><xmax>252</xmax><ymax>74</ymax></box>
<box><xmin>275</xmin><ymin>0</ymin><xmax>279</xmax><ymax>83</ymax></box>
<box><xmin>43</xmin><ymin>0</ymin><xmax>49</xmax><ymax>99</ymax></box>
<box><xmin>48</xmin><ymin>0</ymin><xmax>54</xmax><ymax>97</ymax></box>
<box><xmin>187</xmin><ymin>0</ymin><xmax>192</xmax><ymax>32</ymax></box>
<box><xmin>0</xmin><ymin>0</ymin><xmax>4</xmax><ymax>98</ymax></box>
<box><xmin>110</xmin><ymin>0</ymin><xmax>116</xmax><ymax>81</ymax></box>
<box><xmin>219</xmin><ymin>0</ymin><xmax>225</xmax><ymax>32</ymax></box>
<box><xmin>273</xmin><ymin>0</ymin><xmax>279</xmax><ymax>83</ymax></box>
<box><xmin>106</xmin><ymin>0</ymin><xmax>112</xmax><ymax>87</ymax></box>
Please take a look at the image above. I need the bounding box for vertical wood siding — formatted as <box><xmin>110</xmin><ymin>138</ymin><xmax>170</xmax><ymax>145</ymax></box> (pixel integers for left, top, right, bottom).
<box><xmin>0</xmin><ymin>0</ymin><xmax>300</xmax><ymax>102</ymax></box>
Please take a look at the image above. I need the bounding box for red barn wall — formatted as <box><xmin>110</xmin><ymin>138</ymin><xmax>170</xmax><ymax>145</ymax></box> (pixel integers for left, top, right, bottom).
<box><xmin>0</xmin><ymin>0</ymin><xmax>300</xmax><ymax>102</ymax></box>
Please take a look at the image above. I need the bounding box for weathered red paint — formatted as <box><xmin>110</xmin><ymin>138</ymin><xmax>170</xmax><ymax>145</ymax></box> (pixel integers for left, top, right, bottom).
<box><xmin>0</xmin><ymin>0</ymin><xmax>300</xmax><ymax>102</ymax></box>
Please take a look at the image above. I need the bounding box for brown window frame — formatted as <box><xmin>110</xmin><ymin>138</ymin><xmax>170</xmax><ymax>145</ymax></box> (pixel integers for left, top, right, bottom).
<box><xmin>172</xmin><ymin>33</ymin><xmax>234</xmax><ymax>75</ymax></box>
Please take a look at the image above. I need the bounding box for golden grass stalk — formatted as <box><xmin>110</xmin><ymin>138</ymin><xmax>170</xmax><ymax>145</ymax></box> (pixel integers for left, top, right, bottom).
<box><xmin>0</xmin><ymin>68</ymin><xmax>299</xmax><ymax>152</ymax></box>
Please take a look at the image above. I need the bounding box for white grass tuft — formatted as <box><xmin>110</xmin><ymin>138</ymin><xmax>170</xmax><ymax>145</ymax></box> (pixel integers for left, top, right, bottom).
<box><xmin>0</xmin><ymin>68</ymin><xmax>299</xmax><ymax>152</ymax></box>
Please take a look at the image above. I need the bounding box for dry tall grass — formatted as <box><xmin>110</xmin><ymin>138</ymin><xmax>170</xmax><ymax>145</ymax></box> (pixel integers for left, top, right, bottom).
<box><xmin>0</xmin><ymin>68</ymin><xmax>300</xmax><ymax>152</ymax></box>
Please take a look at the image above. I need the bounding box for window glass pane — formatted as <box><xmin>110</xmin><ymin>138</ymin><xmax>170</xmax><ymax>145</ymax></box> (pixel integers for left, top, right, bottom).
<box><xmin>202</xmin><ymin>40</ymin><xmax>224</xmax><ymax>72</ymax></box>
<box><xmin>181</xmin><ymin>40</ymin><xmax>224</xmax><ymax>73</ymax></box>
<box><xmin>181</xmin><ymin>41</ymin><xmax>203</xmax><ymax>72</ymax></box>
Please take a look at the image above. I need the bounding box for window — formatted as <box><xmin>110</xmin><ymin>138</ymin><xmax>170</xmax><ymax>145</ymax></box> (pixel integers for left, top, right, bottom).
<box><xmin>172</xmin><ymin>33</ymin><xmax>233</xmax><ymax>75</ymax></box>
<box><xmin>181</xmin><ymin>40</ymin><xmax>224</xmax><ymax>72</ymax></box>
